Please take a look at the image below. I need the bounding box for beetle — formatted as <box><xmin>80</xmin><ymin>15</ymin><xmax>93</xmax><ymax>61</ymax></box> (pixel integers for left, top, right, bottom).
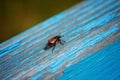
<box><xmin>44</xmin><ymin>35</ymin><xmax>65</xmax><ymax>52</ymax></box>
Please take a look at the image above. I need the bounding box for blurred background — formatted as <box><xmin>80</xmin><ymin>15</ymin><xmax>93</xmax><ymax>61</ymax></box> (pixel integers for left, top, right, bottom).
<box><xmin>0</xmin><ymin>0</ymin><xmax>82</xmax><ymax>43</ymax></box>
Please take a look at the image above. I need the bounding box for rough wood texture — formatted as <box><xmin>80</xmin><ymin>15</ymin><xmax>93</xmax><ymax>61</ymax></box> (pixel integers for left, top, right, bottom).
<box><xmin>0</xmin><ymin>0</ymin><xmax>120</xmax><ymax>80</ymax></box>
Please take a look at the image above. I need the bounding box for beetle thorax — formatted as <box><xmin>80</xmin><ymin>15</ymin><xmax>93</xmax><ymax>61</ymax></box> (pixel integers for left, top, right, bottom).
<box><xmin>49</xmin><ymin>38</ymin><xmax>57</xmax><ymax>43</ymax></box>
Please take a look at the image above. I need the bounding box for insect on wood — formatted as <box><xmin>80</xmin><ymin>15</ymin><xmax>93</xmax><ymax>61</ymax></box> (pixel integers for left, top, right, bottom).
<box><xmin>44</xmin><ymin>35</ymin><xmax>65</xmax><ymax>53</ymax></box>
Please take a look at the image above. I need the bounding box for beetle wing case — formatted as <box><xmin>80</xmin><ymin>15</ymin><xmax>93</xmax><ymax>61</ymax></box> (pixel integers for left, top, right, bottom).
<box><xmin>44</xmin><ymin>43</ymin><xmax>54</xmax><ymax>50</ymax></box>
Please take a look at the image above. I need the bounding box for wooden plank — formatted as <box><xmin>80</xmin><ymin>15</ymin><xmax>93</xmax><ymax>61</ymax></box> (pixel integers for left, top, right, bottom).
<box><xmin>0</xmin><ymin>0</ymin><xmax>120</xmax><ymax>80</ymax></box>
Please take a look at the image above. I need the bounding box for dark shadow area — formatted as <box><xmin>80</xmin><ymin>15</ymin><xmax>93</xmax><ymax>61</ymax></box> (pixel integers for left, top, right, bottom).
<box><xmin>0</xmin><ymin>0</ymin><xmax>82</xmax><ymax>43</ymax></box>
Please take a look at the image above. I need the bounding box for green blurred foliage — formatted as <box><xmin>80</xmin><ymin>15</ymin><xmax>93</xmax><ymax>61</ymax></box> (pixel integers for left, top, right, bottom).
<box><xmin>0</xmin><ymin>0</ymin><xmax>82</xmax><ymax>43</ymax></box>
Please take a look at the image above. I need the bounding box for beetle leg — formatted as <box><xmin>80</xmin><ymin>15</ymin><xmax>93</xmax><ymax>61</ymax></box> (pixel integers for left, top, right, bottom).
<box><xmin>52</xmin><ymin>43</ymin><xmax>56</xmax><ymax>53</ymax></box>
<box><xmin>61</xmin><ymin>39</ymin><xmax>65</xmax><ymax>43</ymax></box>
<box><xmin>59</xmin><ymin>41</ymin><xmax>63</xmax><ymax>45</ymax></box>
<box><xmin>59</xmin><ymin>39</ymin><xmax>65</xmax><ymax>45</ymax></box>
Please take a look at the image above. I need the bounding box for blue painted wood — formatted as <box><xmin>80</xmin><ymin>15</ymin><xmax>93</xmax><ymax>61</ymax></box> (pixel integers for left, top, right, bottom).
<box><xmin>0</xmin><ymin>0</ymin><xmax>120</xmax><ymax>80</ymax></box>
<box><xmin>57</xmin><ymin>40</ymin><xmax>120</xmax><ymax>80</ymax></box>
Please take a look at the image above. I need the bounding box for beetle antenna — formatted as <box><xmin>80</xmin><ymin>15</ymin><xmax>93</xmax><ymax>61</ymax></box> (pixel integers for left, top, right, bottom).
<box><xmin>59</xmin><ymin>33</ymin><xmax>64</xmax><ymax>37</ymax></box>
<box><xmin>58</xmin><ymin>33</ymin><xmax>61</xmax><ymax>36</ymax></box>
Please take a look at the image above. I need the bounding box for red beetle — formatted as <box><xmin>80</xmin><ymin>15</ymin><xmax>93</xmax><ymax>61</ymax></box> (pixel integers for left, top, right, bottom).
<box><xmin>44</xmin><ymin>35</ymin><xmax>65</xmax><ymax>52</ymax></box>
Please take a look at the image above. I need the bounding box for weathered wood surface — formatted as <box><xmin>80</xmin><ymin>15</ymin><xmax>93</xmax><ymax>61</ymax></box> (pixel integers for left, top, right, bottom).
<box><xmin>0</xmin><ymin>0</ymin><xmax>120</xmax><ymax>80</ymax></box>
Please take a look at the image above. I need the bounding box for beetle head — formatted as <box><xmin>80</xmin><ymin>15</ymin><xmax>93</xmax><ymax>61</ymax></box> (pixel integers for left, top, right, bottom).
<box><xmin>56</xmin><ymin>35</ymin><xmax>61</xmax><ymax>39</ymax></box>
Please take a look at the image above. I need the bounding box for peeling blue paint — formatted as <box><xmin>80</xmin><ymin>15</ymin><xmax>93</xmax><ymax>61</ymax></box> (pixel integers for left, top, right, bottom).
<box><xmin>57</xmin><ymin>40</ymin><xmax>120</xmax><ymax>80</ymax></box>
<box><xmin>0</xmin><ymin>0</ymin><xmax>120</xmax><ymax>79</ymax></box>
